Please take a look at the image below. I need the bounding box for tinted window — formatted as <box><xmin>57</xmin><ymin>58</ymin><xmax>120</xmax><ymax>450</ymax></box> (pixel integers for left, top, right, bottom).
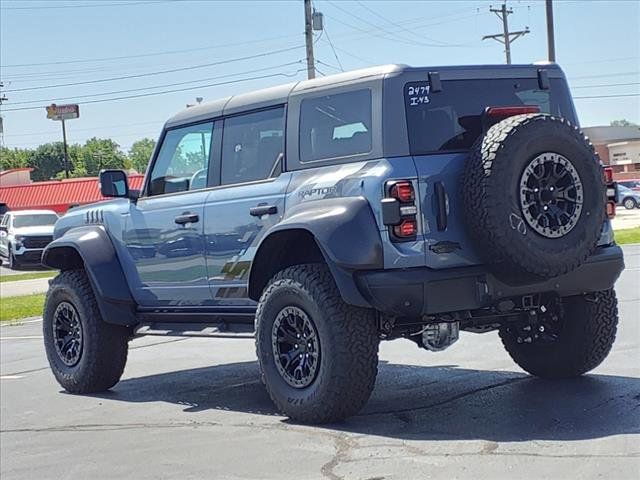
<box><xmin>13</xmin><ymin>214</ymin><xmax>58</xmax><ymax>228</ymax></box>
<box><xmin>149</xmin><ymin>122</ymin><xmax>213</xmax><ymax>196</ymax></box>
<box><xmin>300</xmin><ymin>89</ymin><xmax>372</xmax><ymax>162</ymax></box>
<box><xmin>221</xmin><ymin>107</ymin><xmax>285</xmax><ymax>185</ymax></box>
<box><xmin>405</xmin><ymin>78</ymin><xmax>576</xmax><ymax>154</ymax></box>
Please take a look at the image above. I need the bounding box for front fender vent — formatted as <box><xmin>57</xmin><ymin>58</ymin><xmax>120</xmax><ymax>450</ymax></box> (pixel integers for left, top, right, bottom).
<box><xmin>85</xmin><ymin>209</ymin><xmax>104</xmax><ymax>224</ymax></box>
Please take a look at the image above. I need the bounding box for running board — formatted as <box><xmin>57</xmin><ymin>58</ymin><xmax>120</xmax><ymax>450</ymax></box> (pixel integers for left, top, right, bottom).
<box><xmin>134</xmin><ymin>322</ymin><xmax>255</xmax><ymax>339</ymax></box>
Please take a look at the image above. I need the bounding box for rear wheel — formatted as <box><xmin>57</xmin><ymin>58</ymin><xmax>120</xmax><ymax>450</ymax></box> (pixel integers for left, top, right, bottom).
<box><xmin>43</xmin><ymin>270</ymin><xmax>130</xmax><ymax>393</ymax></box>
<box><xmin>499</xmin><ymin>290</ymin><xmax>618</xmax><ymax>378</ymax></box>
<box><xmin>255</xmin><ymin>263</ymin><xmax>379</xmax><ymax>424</ymax></box>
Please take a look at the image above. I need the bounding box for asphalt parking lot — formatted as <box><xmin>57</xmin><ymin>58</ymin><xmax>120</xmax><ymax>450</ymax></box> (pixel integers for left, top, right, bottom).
<box><xmin>1</xmin><ymin>246</ymin><xmax>639</xmax><ymax>480</ymax></box>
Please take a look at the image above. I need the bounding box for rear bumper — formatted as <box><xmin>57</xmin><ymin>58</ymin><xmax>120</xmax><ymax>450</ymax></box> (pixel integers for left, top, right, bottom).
<box><xmin>355</xmin><ymin>245</ymin><xmax>625</xmax><ymax>316</ymax></box>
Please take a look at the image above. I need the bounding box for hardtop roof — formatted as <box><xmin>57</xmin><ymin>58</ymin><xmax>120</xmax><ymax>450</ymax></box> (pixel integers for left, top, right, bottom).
<box><xmin>165</xmin><ymin>62</ymin><xmax>565</xmax><ymax>128</ymax></box>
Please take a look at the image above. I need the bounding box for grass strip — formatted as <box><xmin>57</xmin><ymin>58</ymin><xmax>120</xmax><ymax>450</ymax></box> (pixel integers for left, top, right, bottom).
<box><xmin>0</xmin><ymin>271</ymin><xmax>55</xmax><ymax>283</ymax></box>
<box><xmin>0</xmin><ymin>293</ymin><xmax>45</xmax><ymax>322</ymax></box>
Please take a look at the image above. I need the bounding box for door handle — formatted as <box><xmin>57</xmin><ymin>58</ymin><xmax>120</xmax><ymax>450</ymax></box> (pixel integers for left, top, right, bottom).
<box><xmin>174</xmin><ymin>213</ymin><xmax>199</xmax><ymax>225</ymax></box>
<box><xmin>249</xmin><ymin>204</ymin><xmax>278</xmax><ymax>217</ymax></box>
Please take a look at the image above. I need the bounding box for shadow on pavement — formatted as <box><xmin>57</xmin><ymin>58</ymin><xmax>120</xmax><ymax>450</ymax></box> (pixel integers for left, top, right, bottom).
<box><xmin>96</xmin><ymin>360</ymin><xmax>640</xmax><ymax>442</ymax></box>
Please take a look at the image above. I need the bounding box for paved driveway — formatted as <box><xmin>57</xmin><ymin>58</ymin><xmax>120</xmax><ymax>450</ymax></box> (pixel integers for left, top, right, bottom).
<box><xmin>1</xmin><ymin>246</ymin><xmax>638</xmax><ymax>480</ymax></box>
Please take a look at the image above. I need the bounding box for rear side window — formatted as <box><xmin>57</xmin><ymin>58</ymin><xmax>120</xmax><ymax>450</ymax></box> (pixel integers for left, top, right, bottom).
<box><xmin>221</xmin><ymin>107</ymin><xmax>285</xmax><ymax>185</ymax></box>
<box><xmin>405</xmin><ymin>78</ymin><xmax>576</xmax><ymax>154</ymax></box>
<box><xmin>300</xmin><ymin>89</ymin><xmax>372</xmax><ymax>162</ymax></box>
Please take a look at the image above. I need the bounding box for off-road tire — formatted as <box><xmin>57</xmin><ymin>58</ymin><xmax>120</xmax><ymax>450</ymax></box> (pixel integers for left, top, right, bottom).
<box><xmin>463</xmin><ymin>114</ymin><xmax>606</xmax><ymax>281</ymax></box>
<box><xmin>499</xmin><ymin>289</ymin><xmax>618</xmax><ymax>378</ymax></box>
<box><xmin>43</xmin><ymin>270</ymin><xmax>129</xmax><ymax>393</ymax></box>
<box><xmin>255</xmin><ymin>263</ymin><xmax>379</xmax><ymax>424</ymax></box>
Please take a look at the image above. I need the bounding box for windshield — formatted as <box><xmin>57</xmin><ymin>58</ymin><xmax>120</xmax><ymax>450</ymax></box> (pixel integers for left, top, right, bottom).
<box><xmin>405</xmin><ymin>77</ymin><xmax>577</xmax><ymax>154</ymax></box>
<box><xmin>620</xmin><ymin>180</ymin><xmax>640</xmax><ymax>188</ymax></box>
<box><xmin>12</xmin><ymin>214</ymin><xmax>58</xmax><ymax>228</ymax></box>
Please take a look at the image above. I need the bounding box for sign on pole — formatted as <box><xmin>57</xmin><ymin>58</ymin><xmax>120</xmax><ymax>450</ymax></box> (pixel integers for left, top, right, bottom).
<box><xmin>46</xmin><ymin>104</ymin><xmax>79</xmax><ymax>178</ymax></box>
<box><xmin>46</xmin><ymin>104</ymin><xmax>79</xmax><ymax>121</ymax></box>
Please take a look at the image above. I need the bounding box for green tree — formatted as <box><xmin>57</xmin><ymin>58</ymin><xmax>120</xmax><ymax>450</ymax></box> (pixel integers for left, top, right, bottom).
<box><xmin>128</xmin><ymin>138</ymin><xmax>156</xmax><ymax>174</ymax></box>
<box><xmin>27</xmin><ymin>142</ymin><xmax>73</xmax><ymax>180</ymax></box>
<box><xmin>610</xmin><ymin>119</ymin><xmax>638</xmax><ymax>127</ymax></box>
<box><xmin>0</xmin><ymin>147</ymin><xmax>30</xmax><ymax>171</ymax></box>
<box><xmin>79</xmin><ymin>137</ymin><xmax>127</xmax><ymax>176</ymax></box>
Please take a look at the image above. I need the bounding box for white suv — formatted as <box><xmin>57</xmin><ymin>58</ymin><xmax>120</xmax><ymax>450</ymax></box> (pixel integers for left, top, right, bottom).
<box><xmin>0</xmin><ymin>210</ymin><xmax>58</xmax><ymax>269</ymax></box>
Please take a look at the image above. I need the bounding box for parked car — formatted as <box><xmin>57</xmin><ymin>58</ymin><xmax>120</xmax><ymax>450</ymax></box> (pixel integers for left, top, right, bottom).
<box><xmin>618</xmin><ymin>179</ymin><xmax>640</xmax><ymax>192</ymax></box>
<box><xmin>617</xmin><ymin>184</ymin><xmax>640</xmax><ymax>209</ymax></box>
<box><xmin>0</xmin><ymin>210</ymin><xmax>58</xmax><ymax>269</ymax></box>
<box><xmin>0</xmin><ymin>202</ymin><xmax>8</xmax><ymax>223</ymax></box>
<box><xmin>41</xmin><ymin>64</ymin><xmax>623</xmax><ymax>424</ymax></box>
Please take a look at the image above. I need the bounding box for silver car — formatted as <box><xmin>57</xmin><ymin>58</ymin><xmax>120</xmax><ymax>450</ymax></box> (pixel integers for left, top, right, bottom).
<box><xmin>0</xmin><ymin>210</ymin><xmax>58</xmax><ymax>269</ymax></box>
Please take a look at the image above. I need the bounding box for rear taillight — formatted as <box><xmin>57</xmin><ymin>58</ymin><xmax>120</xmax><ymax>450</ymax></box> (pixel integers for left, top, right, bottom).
<box><xmin>603</xmin><ymin>166</ymin><xmax>614</xmax><ymax>184</ymax></box>
<box><xmin>390</xmin><ymin>181</ymin><xmax>414</xmax><ymax>203</ymax></box>
<box><xmin>383</xmin><ymin>180</ymin><xmax>418</xmax><ymax>241</ymax></box>
<box><xmin>485</xmin><ymin>105</ymin><xmax>541</xmax><ymax>118</ymax></box>
<box><xmin>394</xmin><ymin>219</ymin><xmax>417</xmax><ymax>238</ymax></box>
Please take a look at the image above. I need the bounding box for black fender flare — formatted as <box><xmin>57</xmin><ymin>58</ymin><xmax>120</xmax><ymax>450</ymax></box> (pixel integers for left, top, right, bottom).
<box><xmin>248</xmin><ymin>196</ymin><xmax>383</xmax><ymax>307</ymax></box>
<box><xmin>42</xmin><ymin>226</ymin><xmax>137</xmax><ymax>326</ymax></box>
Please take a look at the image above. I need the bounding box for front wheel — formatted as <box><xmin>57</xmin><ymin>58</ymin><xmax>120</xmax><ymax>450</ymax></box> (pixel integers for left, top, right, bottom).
<box><xmin>255</xmin><ymin>264</ymin><xmax>379</xmax><ymax>424</ymax></box>
<box><xmin>500</xmin><ymin>290</ymin><xmax>618</xmax><ymax>378</ymax></box>
<box><xmin>43</xmin><ymin>270</ymin><xmax>130</xmax><ymax>393</ymax></box>
<box><xmin>8</xmin><ymin>247</ymin><xmax>20</xmax><ymax>270</ymax></box>
<box><xmin>623</xmin><ymin>197</ymin><xmax>637</xmax><ymax>210</ymax></box>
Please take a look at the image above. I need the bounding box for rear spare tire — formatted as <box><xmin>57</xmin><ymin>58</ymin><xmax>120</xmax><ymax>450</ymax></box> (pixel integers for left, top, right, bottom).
<box><xmin>463</xmin><ymin>114</ymin><xmax>606</xmax><ymax>281</ymax></box>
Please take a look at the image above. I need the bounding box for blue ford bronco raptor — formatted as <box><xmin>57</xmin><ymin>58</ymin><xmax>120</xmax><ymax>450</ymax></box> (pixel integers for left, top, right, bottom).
<box><xmin>42</xmin><ymin>64</ymin><xmax>624</xmax><ymax>423</ymax></box>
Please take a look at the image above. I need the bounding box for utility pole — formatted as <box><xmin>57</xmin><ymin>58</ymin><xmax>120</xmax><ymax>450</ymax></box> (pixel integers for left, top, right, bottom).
<box><xmin>304</xmin><ymin>0</ymin><xmax>315</xmax><ymax>79</ymax></box>
<box><xmin>546</xmin><ymin>0</ymin><xmax>556</xmax><ymax>62</ymax></box>
<box><xmin>0</xmin><ymin>82</ymin><xmax>5</xmax><ymax>148</ymax></box>
<box><xmin>482</xmin><ymin>3</ymin><xmax>530</xmax><ymax>64</ymax></box>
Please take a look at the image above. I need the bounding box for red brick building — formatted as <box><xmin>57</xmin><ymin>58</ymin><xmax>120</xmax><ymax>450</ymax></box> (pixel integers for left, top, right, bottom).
<box><xmin>583</xmin><ymin>126</ymin><xmax>640</xmax><ymax>181</ymax></box>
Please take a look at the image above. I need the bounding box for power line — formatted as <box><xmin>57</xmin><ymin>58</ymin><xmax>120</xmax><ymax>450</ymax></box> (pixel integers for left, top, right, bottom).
<box><xmin>1</xmin><ymin>68</ymin><xmax>307</xmax><ymax>112</ymax></box>
<box><xmin>322</xmin><ymin>26</ymin><xmax>344</xmax><ymax>72</ymax></box>
<box><xmin>571</xmin><ymin>71</ymin><xmax>639</xmax><ymax>80</ymax></box>
<box><xmin>3</xmin><ymin>120</ymin><xmax>163</xmax><ymax>138</ymax></box>
<box><xmin>316</xmin><ymin>59</ymin><xmax>342</xmax><ymax>73</ymax></box>
<box><xmin>324</xmin><ymin>10</ymin><xmax>489</xmax><ymax>49</ymax></box>
<box><xmin>1</xmin><ymin>0</ymin><xmax>175</xmax><ymax>11</ymax></box>
<box><xmin>354</xmin><ymin>0</ymin><xmax>450</xmax><ymax>46</ymax></box>
<box><xmin>4</xmin><ymin>45</ymin><xmax>304</xmax><ymax>92</ymax></box>
<box><xmin>331</xmin><ymin>45</ymin><xmax>375</xmax><ymax>65</ymax></box>
<box><xmin>327</xmin><ymin>0</ymin><xmax>426</xmax><ymax>45</ymax></box>
<box><xmin>6</xmin><ymin>61</ymin><xmax>304</xmax><ymax>106</ymax></box>
<box><xmin>1</xmin><ymin>34</ymin><xmax>299</xmax><ymax>69</ymax></box>
<box><xmin>572</xmin><ymin>82</ymin><xmax>640</xmax><ymax>89</ymax></box>
<box><xmin>573</xmin><ymin>93</ymin><xmax>640</xmax><ymax>99</ymax></box>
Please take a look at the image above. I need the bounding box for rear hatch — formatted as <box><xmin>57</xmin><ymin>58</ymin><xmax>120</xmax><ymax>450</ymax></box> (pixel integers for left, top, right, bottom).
<box><xmin>392</xmin><ymin>66</ymin><xmax>579</xmax><ymax>269</ymax></box>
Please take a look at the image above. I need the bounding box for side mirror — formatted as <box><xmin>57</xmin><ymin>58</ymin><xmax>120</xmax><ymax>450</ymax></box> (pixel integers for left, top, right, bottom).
<box><xmin>100</xmin><ymin>169</ymin><xmax>131</xmax><ymax>199</ymax></box>
<box><xmin>0</xmin><ymin>225</ymin><xmax>7</xmax><ymax>233</ymax></box>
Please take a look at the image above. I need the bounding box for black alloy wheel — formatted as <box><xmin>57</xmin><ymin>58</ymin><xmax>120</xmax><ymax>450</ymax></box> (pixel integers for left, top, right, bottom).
<box><xmin>271</xmin><ymin>306</ymin><xmax>320</xmax><ymax>388</ymax></box>
<box><xmin>52</xmin><ymin>301</ymin><xmax>83</xmax><ymax>367</ymax></box>
<box><xmin>519</xmin><ymin>152</ymin><xmax>583</xmax><ymax>238</ymax></box>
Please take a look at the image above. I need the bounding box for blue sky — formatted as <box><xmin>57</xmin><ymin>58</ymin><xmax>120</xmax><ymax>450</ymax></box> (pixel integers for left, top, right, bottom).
<box><xmin>1</xmin><ymin>0</ymin><xmax>638</xmax><ymax>151</ymax></box>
